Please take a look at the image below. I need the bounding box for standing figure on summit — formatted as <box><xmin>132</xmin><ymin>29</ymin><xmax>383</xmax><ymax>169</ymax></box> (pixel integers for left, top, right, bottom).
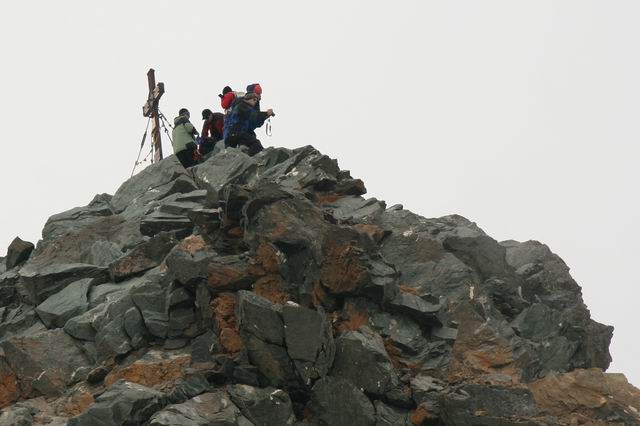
<box><xmin>223</xmin><ymin>93</ymin><xmax>274</xmax><ymax>156</ymax></box>
<box><xmin>171</xmin><ymin>108</ymin><xmax>200</xmax><ymax>168</ymax></box>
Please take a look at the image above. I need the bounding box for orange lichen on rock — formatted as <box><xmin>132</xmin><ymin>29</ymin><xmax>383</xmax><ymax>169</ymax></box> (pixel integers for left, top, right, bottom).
<box><xmin>529</xmin><ymin>368</ymin><xmax>640</xmax><ymax>424</ymax></box>
<box><xmin>320</xmin><ymin>241</ymin><xmax>368</xmax><ymax>294</ymax></box>
<box><xmin>176</xmin><ymin>235</ymin><xmax>208</xmax><ymax>254</ymax></box>
<box><xmin>447</xmin><ymin>303</ymin><xmax>520</xmax><ymax>385</ymax></box>
<box><xmin>410</xmin><ymin>403</ymin><xmax>431</xmax><ymax>426</ymax></box>
<box><xmin>334</xmin><ymin>303</ymin><xmax>369</xmax><ymax>333</ymax></box>
<box><xmin>254</xmin><ymin>276</ymin><xmax>290</xmax><ymax>305</ymax></box>
<box><xmin>0</xmin><ymin>363</ymin><xmax>19</xmax><ymax>408</ymax></box>
<box><xmin>211</xmin><ymin>292</ymin><xmax>243</xmax><ymax>354</ymax></box>
<box><xmin>315</xmin><ymin>193</ymin><xmax>343</xmax><ymax>205</ymax></box>
<box><xmin>398</xmin><ymin>284</ymin><xmax>420</xmax><ymax>295</ymax></box>
<box><xmin>104</xmin><ymin>351</ymin><xmax>191</xmax><ymax>388</ymax></box>
<box><xmin>57</xmin><ymin>384</ymin><xmax>94</xmax><ymax>417</ymax></box>
<box><xmin>249</xmin><ymin>243</ymin><xmax>283</xmax><ymax>276</ymax></box>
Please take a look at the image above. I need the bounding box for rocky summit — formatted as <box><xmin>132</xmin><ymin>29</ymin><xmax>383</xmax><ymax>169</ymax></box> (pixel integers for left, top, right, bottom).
<box><xmin>0</xmin><ymin>145</ymin><xmax>638</xmax><ymax>425</ymax></box>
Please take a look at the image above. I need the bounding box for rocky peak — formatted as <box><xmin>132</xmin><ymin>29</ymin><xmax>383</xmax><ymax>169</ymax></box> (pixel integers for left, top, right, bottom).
<box><xmin>0</xmin><ymin>145</ymin><xmax>636</xmax><ymax>425</ymax></box>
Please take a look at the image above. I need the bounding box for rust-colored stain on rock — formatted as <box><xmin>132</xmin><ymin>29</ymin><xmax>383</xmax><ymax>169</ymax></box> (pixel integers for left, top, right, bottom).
<box><xmin>320</xmin><ymin>241</ymin><xmax>368</xmax><ymax>294</ymax></box>
<box><xmin>104</xmin><ymin>353</ymin><xmax>191</xmax><ymax>388</ymax></box>
<box><xmin>254</xmin><ymin>275</ymin><xmax>290</xmax><ymax>305</ymax></box>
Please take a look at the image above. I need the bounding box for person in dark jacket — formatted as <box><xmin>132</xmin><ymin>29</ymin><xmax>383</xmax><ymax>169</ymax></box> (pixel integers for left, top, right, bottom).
<box><xmin>200</xmin><ymin>109</ymin><xmax>224</xmax><ymax>156</ymax></box>
<box><xmin>223</xmin><ymin>93</ymin><xmax>274</xmax><ymax>156</ymax></box>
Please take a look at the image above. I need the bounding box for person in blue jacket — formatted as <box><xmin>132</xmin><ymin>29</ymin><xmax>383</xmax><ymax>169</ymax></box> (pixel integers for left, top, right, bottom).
<box><xmin>223</xmin><ymin>93</ymin><xmax>274</xmax><ymax>156</ymax></box>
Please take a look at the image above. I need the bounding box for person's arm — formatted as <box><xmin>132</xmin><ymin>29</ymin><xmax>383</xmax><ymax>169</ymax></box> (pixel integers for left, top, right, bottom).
<box><xmin>201</xmin><ymin>121</ymin><xmax>211</xmax><ymax>138</ymax></box>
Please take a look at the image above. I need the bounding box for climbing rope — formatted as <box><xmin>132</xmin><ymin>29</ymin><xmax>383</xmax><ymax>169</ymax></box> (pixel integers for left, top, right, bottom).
<box><xmin>131</xmin><ymin>116</ymin><xmax>152</xmax><ymax>177</ymax></box>
<box><xmin>158</xmin><ymin>109</ymin><xmax>174</xmax><ymax>144</ymax></box>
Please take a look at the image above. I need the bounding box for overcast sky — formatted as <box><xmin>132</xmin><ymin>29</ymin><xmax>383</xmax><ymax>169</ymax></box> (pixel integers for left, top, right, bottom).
<box><xmin>1</xmin><ymin>1</ymin><xmax>638</xmax><ymax>385</ymax></box>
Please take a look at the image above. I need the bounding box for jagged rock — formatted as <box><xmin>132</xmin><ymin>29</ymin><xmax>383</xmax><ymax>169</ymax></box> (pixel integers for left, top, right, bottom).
<box><xmin>68</xmin><ymin>380</ymin><xmax>166</xmax><ymax>426</ymax></box>
<box><xmin>88</xmin><ymin>240</ymin><xmax>123</xmax><ymax>266</ymax></box>
<box><xmin>124</xmin><ymin>306</ymin><xmax>148</xmax><ymax>348</ymax></box>
<box><xmin>322</xmin><ymin>195</ymin><xmax>386</xmax><ymax>223</ymax></box>
<box><xmin>244</xmin><ymin>335</ymin><xmax>297</xmax><ymax>387</ymax></box>
<box><xmin>190</xmin><ymin>330</ymin><xmax>220</xmax><ymax>365</ymax></box>
<box><xmin>310</xmin><ymin>376</ymin><xmax>376</xmax><ymax>426</ymax></box>
<box><xmin>109</xmin><ymin>232</ymin><xmax>178</xmax><ymax>282</ymax></box>
<box><xmin>0</xmin><ymin>406</ymin><xmax>33</xmax><ymax>425</ymax></box>
<box><xmin>374</xmin><ymin>401</ymin><xmax>411</xmax><ymax>426</ymax></box>
<box><xmin>227</xmin><ymin>384</ymin><xmax>296</xmax><ymax>425</ymax></box>
<box><xmin>111</xmin><ymin>155</ymin><xmax>190</xmax><ymax>212</ymax></box>
<box><xmin>35</xmin><ymin>278</ymin><xmax>93</xmax><ymax>328</ymax></box>
<box><xmin>0</xmin><ymin>305</ymin><xmax>42</xmax><ymax>340</ymax></box>
<box><xmin>368</xmin><ymin>308</ymin><xmax>428</xmax><ymax>354</ymax></box>
<box><xmin>208</xmin><ymin>255</ymin><xmax>255</xmax><ymax>292</ymax></box>
<box><xmin>0</xmin><ymin>357</ymin><xmax>19</xmax><ymax>407</ymax></box>
<box><xmin>0</xmin><ymin>257</ymin><xmax>6</xmax><ymax>274</ymax></box>
<box><xmin>19</xmin><ymin>263</ymin><xmax>108</xmax><ymax>305</ymax></box>
<box><xmin>42</xmin><ymin>193</ymin><xmax>113</xmax><ymax>241</ymax></box>
<box><xmin>140</xmin><ymin>211</ymin><xmax>193</xmax><ymax>237</ymax></box>
<box><xmin>35</xmin><ymin>214</ymin><xmax>144</xmax><ymax>268</ymax></box>
<box><xmin>165</xmin><ymin>235</ymin><xmax>218</xmax><ymax>287</ymax></box>
<box><xmin>237</xmin><ymin>290</ymin><xmax>284</xmax><ymax>345</ymax></box>
<box><xmin>130</xmin><ymin>274</ymin><xmax>170</xmax><ymax>339</ymax></box>
<box><xmin>5</xmin><ymin>237</ymin><xmax>35</xmax><ymax>270</ymax></box>
<box><xmin>331</xmin><ymin>326</ymin><xmax>400</xmax><ymax>397</ymax></box>
<box><xmin>529</xmin><ymin>368</ymin><xmax>640</xmax><ymax>425</ymax></box>
<box><xmin>166</xmin><ymin>373</ymin><xmax>210</xmax><ymax>404</ymax></box>
<box><xmin>282</xmin><ymin>302</ymin><xmax>335</xmax><ymax>384</ymax></box>
<box><xmin>149</xmin><ymin>390</ymin><xmax>251</xmax><ymax>426</ymax></box>
<box><xmin>1</xmin><ymin>329</ymin><xmax>91</xmax><ymax>399</ymax></box>
<box><xmin>376</xmin><ymin>209</ymin><xmax>478</xmax><ymax>300</ymax></box>
<box><xmin>104</xmin><ymin>349</ymin><xmax>191</xmax><ymax>388</ymax></box>
<box><xmin>410</xmin><ymin>375</ymin><xmax>446</xmax><ymax>419</ymax></box>
<box><xmin>441</xmin><ymin>383</ymin><xmax>547</xmax><ymax>425</ymax></box>
<box><xmin>386</xmin><ymin>291</ymin><xmax>441</xmax><ymax>326</ymax></box>
<box><xmin>192</xmin><ymin>149</ymin><xmax>258</xmax><ymax>193</ymax></box>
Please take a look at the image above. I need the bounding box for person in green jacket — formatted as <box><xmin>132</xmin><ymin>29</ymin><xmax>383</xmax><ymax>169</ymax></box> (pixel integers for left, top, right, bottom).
<box><xmin>172</xmin><ymin>108</ymin><xmax>200</xmax><ymax>167</ymax></box>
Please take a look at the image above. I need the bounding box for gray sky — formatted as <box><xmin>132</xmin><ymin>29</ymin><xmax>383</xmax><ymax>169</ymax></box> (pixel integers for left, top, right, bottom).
<box><xmin>1</xmin><ymin>1</ymin><xmax>638</xmax><ymax>385</ymax></box>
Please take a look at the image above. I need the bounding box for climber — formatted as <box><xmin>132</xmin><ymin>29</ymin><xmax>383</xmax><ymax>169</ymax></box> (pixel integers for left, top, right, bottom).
<box><xmin>200</xmin><ymin>109</ymin><xmax>224</xmax><ymax>156</ymax></box>
<box><xmin>246</xmin><ymin>83</ymin><xmax>263</xmax><ymax>110</ymax></box>
<box><xmin>171</xmin><ymin>108</ymin><xmax>200</xmax><ymax>168</ymax></box>
<box><xmin>223</xmin><ymin>92</ymin><xmax>274</xmax><ymax>156</ymax></box>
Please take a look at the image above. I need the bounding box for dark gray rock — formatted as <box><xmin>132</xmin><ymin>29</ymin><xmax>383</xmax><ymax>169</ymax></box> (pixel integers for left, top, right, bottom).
<box><xmin>140</xmin><ymin>211</ymin><xmax>193</xmax><ymax>237</ymax></box>
<box><xmin>282</xmin><ymin>303</ymin><xmax>335</xmax><ymax>384</ymax></box>
<box><xmin>18</xmin><ymin>262</ymin><xmax>108</xmax><ymax>305</ymax></box>
<box><xmin>1</xmin><ymin>328</ymin><xmax>92</xmax><ymax>398</ymax></box>
<box><xmin>410</xmin><ymin>375</ymin><xmax>446</xmax><ymax>418</ymax></box>
<box><xmin>376</xmin><ymin>209</ymin><xmax>479</xmax><ymax>300</ymax></box>
<box><xmin>0</xmin><ymin>406</ymin><xmax>34</xmax><ymax>426</ymax></box>
<box><xmin>5</xmin><ymin>237</ymin><xmax>35</xmax><ymax>270</ymax></box>
<box><xmin>0</xmin><ymin>257</ymin><xmax>6</xmax><ymax>274</ymax></box>
<box><xmin>124</xmin><ymin>306</ymin><xmax>148</xmax><ymax>349</ymax></box>
<box><xmin>88</xmin><ymin>240</ymin><xmax>123</xmax><ymax>266</ymax></box>
<box><xmin>0</xmin><ymin>305</ymin><xmax>41</xmax><ymax>340</ymax></box>
<box><xmin>111</xmin><ymin>155</ymin><xmax>189</xmax><ymax>213</ymax></box>
<box><xmin>237</xmin><ymin>290</ymin><xmax>284</xmax><ymax>345</ymax></box>
<box><xmin>369</xmin><ymin>310</ymin><xmax>427</xmax><ymax>355</ymax></box>
<box><xmin>331</xmin><ymin>326</ymin><xmax>399</xmax><ymax>397</ymax></box>
<box><xmin>310</xmin><ymin>376</ymin><xmax>376</xmax><ymax>426</ymax></box>
<box><xmin>35</xmin><ymin>278</ymin><xmax>93</xmax><ymax>328</ymax></box>
<box><xmin>108</xmin><ymin>232</ymin><xmax>178</xmax><ymax>282</ymax></box>
<box><xmin>324</xmin><ymin>196</ymin><xmax>386</xmax><ymax>223</ymax></box>
<box><xmin>68</xmin><ymin>380</ymin><xmax>167</xmax><ymax>426</ymax></box>
<box><xmin>441</xmin><ymin>384</ymin><xmax>544</xmax><ymax>425</ymax></box>
<box><xmin>131</xmin><ymin>274</ymin><xmax>170</xmax><ymax>339</ymax></box>
<box><xmin>149</xmin><ymin>390</ymin><xmax>250</xmax><ymax>426</ymax></box>
<box><xmin>227</xmin><ymin>384</ymin><xmax>296</xmax><ymax>425</ymax></box>
<box><xmin>374</xmin><ymin>400</ymin><xmax>411</xmax><ymax>426</ymax></box>
<box><xmin>166</xmin><ymin>373</ymin><xmax>210</xmax><ymax>404</ymax></box>
<box><xmin>190</xmin><ymin>330</ymin><xmax>220</xmax><ymax>365</ymax></box>
<box><xmin>42</xmin><ymin>193</ymin><xmax>113</xmax><ymax>241</ymax></box>
<box><xmin>64</xmin><ymin>302</ymin><xmax>106</xmax><ymax>341</ymax></box>
<box><xmin>386</xmin><ymin>292</ymin><xmax>441</xmax><ymax>326</ymax></box>
<box><xmin>244</xmin><ymin>334</ymin><xmax>297</xmax><ymax>388</ymax></box>
<box><xmin>164</xmin><ymin>239</ymin><xmax>218</xmax><ymax>287</ymax></box>
<box><xmin>192</xmin><ymin>149</ymin><xmax>258</xmax><ymax>193</ymax></box>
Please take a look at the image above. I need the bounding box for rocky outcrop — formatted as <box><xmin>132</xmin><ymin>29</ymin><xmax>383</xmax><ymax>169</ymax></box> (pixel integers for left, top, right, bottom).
<box><xmin>0</xmin><ymin>145</ymin><xmax>632</xmax><ymax>424</ymax></box>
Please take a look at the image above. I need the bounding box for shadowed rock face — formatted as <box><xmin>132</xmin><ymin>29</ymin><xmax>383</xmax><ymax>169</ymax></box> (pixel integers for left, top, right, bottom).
<box><xmin>0</xmin><ymin>145</ymin><xmax>633</xmax><ymax>425</ymax></box>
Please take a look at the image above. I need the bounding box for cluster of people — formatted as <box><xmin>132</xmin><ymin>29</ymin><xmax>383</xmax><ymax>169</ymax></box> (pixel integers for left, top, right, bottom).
<box><xmin>171</xmin><ymin>83</ymin><xmax>275</xmax><ymax>168</ymax></box>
